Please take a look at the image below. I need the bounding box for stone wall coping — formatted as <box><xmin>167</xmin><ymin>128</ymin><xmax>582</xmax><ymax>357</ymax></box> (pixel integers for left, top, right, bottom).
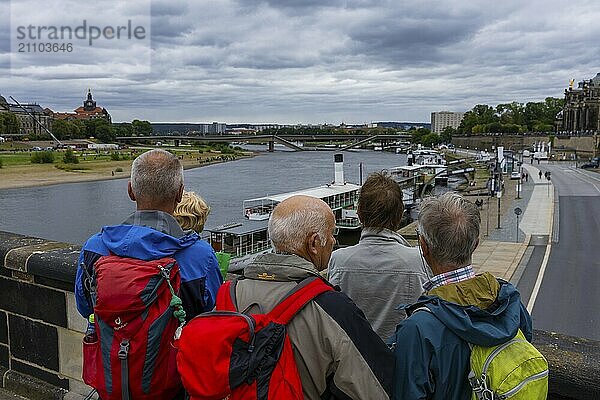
<box><xmin>0</xmin><ymin>231</ymin><xmax>79</xmax><ymax>285</ymax></box>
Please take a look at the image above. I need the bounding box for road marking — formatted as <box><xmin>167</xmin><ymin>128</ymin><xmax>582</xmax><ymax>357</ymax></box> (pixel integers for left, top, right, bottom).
<box><xmin>527</xmin><ymin>180</ymin><xmax>555</xmax><ymax>314</ymax></box>
<box><xmin>568</xmin><ymin>167</ymin><xmax>600</xmax><ymax>194</ymax></box>
<box><xmin>527</xmin><ymin>243</ymin><xmax>552</xmax><ymax>313</ymax></box>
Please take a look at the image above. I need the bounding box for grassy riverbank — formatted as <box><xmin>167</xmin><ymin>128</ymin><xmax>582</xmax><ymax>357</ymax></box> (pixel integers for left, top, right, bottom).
<box><xmin>0</xmin><ymin>143</ymin><xmax>254</xmax><ymax>190</ymax></box>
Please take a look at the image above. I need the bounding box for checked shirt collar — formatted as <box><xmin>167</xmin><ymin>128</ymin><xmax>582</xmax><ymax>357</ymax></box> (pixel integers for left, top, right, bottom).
<box><xmin>422</xmin><ymin>265</ymin><xmax>475</xmax><ymax>292</ymax></box>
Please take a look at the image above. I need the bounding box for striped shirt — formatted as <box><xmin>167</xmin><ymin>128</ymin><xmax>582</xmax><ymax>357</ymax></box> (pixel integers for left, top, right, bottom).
<box><xmin>422</xmin><ymin>265</ymin><xmax>475</xmax><ymax>292</ymax></box>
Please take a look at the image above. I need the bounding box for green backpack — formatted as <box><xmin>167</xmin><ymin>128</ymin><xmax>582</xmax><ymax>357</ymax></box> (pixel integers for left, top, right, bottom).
<box><xmin>468</xmin><ymin>329</ymin><xmax>549</xmax><ymax>400</ymax></box>
<box><xmin>413</xmin><ymin>307</ymin><xmax>548</xmax><ymax>399</ymax></box>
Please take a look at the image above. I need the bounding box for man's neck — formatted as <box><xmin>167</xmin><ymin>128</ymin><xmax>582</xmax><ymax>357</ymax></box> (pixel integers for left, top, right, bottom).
<box><xmin>428</xmin><ymin>259</ymin><xmax>472</xmax><ymax>276</ymax></box>
<box><xmin>136</xmin><ymin>204</ymin><xmax>174</xmax><ymax>215</ymax></box>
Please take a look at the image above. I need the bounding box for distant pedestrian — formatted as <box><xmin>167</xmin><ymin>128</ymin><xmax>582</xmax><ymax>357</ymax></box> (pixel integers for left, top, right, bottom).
<box><xmin>539</xmin><ymin>170</ymin><xmax>542</xmax><ymax>180</ymax></box>
<box><xmin>525</xmin><ymin>172</ymin><xmax>529</xmax><ymax>182</ymax></box>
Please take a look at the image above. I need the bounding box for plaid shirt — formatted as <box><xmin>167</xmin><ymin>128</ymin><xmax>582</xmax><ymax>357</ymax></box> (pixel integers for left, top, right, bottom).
<box><xmin>422</xmin><ymin>265</ymin><xmax>475</xmax><ymax>292</ymax></box>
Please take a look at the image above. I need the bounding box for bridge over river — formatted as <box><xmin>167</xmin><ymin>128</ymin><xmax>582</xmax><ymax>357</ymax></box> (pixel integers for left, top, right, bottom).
<box><xmin>115</xmin><ymin>133</ymin><xmax>411</xmax><ymax>151</ymax></box>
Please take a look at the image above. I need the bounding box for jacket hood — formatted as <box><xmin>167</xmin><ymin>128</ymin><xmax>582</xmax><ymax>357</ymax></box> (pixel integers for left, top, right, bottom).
<box><xmin>405</xmin><ymin>273</ymin><xmax>529</xmax><ymax>347</ymax></box>
<box><xmin>99</xmin><ymin>224</ymin><xmax>199</xmax><ymax>260</ymax></box>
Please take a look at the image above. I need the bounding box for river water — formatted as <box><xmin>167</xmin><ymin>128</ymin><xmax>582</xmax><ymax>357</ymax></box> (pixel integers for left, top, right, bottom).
<box><xmin>0</xmin><ymin>148</ymin><xmax>407</xmax><ymax>245</ymax></box>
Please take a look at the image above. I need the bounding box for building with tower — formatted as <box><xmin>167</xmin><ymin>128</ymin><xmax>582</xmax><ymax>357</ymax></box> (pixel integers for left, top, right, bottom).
<box><xmin>49</xmin><ymin>90</ymin><xmax>111</xmax><ymax>122</ymax></box>
<box><xmin>556</xmin><ymin>73</ymin><xmax>600</xmax><ymax>135</ymax></box>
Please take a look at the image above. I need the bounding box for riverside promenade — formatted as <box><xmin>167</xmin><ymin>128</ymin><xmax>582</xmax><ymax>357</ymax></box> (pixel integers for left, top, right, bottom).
<box><xmin>400</xmin><ymin>159</ymin><xmax>555</xmax><ymax>285</ymax></box>
<box><xmin>474</xmin><ymin>162</ymin><xmax>554</xmax><ymax>284</ymax></box>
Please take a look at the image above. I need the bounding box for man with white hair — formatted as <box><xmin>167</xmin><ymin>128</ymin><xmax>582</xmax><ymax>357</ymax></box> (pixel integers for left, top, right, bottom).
<box><xmin>232</xmin><ymin>195</ymin><xmax>393</xmax><ymax>400</ymax></box>
<box><xmin>75</xmin><ymin>149</ymin><xmax>222</xmax><ymax>399</ymax></box>
<box><xmin>391</xmin><ymin>192</ymin><xmax>533</xmax><ymax>400</ymax></box>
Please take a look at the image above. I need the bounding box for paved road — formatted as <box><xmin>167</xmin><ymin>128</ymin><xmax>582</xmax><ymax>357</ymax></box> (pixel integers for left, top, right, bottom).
<box><xmin>521</xmin><ymin>163</ymin><xmax>600</xmax><ymax>340</ymax></box>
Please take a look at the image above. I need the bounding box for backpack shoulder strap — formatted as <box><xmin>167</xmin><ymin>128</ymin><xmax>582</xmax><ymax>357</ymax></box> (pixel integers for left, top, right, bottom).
<box><xmin>216</xmin><ymin>279</ymin><xmax>239</xmax><ymax>312</ymax></box>
<box><xmin>268</xmin><ymin>276</ymin><xmax>334</xmax><ymax>325</ymax></box>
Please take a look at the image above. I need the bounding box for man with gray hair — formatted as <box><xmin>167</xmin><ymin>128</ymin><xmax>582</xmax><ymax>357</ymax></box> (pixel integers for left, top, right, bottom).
<box><xmin>75</xmin><ymin>149</ymin><xmax>222</xmax><ymax>399</ymax></box>
<box><xmin>391</xmin><ymin>192</ymin><xmax>532</xmax><ymax>400</ymax></box>
<box><xmin>232</xmin><ymin>195</ymin><xmax>393</xmax><ymax>399</ymax></box>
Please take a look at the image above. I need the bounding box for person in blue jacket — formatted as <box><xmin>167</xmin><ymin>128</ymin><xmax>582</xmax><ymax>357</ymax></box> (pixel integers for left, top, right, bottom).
<box><xmin>75</xmin><ymin>149</ymin><xmax>223</xmax><ymax>323</ymax></box>
<box><xmin>391</xmin><ymin>193</ymin><xmax>532</xmax><ymax>400</ymax></box>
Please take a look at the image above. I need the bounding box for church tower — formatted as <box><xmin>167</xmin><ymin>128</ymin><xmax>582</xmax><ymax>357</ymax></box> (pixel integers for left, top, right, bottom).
<box><xmin>83</xmin><ymin>89</ymin><xmax>97</xmax><ymax>111</ymax></box>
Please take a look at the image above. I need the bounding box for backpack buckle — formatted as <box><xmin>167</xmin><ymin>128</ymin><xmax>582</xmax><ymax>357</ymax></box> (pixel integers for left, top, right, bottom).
<box><xmin>469</xmin><ymin>371</ymin><xmax>495</xmax><ymax>400</ymax></box>
<box><xmin>118</xmin><ymin>340</ymin><xmax>130</xmax><ymax>360</ymax></box>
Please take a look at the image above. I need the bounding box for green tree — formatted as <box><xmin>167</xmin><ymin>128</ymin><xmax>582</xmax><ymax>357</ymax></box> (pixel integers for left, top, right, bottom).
<box><xmin>84</xmin><ymin>119</ymin><xmax>115</xmax><ymax>142</ymax></box>
<box><xmin>132</xmin><ymin>120</ymin><xmax>153</xmax><ymax>136</ymax></box>
<box><xmin>95</xmin><ymin>122</ymin><xmax>116</xmax><ymax>143</ymax></box>
<box><xmin>113</xmin><ymin>123</ymin><xmax>134</xmax><ymax>137</ymax></box>
<box><xmin>30</xmin><ymin>151</ymin><xmax>54</xmax><ymax>164</ymax></box>
<box><xmin>458</xmin><ymin>104</ymin><xmax>497</xmax><ymax>134</ymax></box>
<box><xmin>63</xmin><ymin>148</ymin><xmax>79</xmax><ymax>164</ymax></box>
<box><xmin>0</xmin><ymin>112</ymin><xmax>21</xmax><ymax>135</ymax></box>
<box><xmin>440</xmin><ymin>126</ymin><xmax>455</xmax><ymax>144</ymax></box>
<box><xmin>421</xmin><ymin>133</ymin><xmax>441</xmax><ymax>148</ymax></box>
<box><xmin>496</xmin><ymin>102</ymin><xmax>525</xmax><ymax>126</ymax></box>
<box><xmin>51</xmin><ymin>119</ymin><xmax>81</xmax><ymax>140</ymax></box>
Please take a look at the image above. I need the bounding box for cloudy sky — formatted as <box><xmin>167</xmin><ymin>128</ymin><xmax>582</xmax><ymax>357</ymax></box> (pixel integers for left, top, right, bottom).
<box><xmin>1</xmin><ymin>0</ymin><xmax>599</xmax><ymax>124</ymax></box>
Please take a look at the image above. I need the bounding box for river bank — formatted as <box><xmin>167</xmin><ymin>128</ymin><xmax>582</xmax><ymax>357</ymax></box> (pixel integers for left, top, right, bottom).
<box><xmin>0</xmin><ymin>149</ymin><xmax>256</xmax><ymax>190</ymax></box>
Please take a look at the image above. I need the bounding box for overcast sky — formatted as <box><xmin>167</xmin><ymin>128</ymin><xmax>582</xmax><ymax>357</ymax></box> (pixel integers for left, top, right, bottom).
<box><xmin>1</xmin><ymin>0</ymin><xmax>599</xmax><ymax>124</ymax></box>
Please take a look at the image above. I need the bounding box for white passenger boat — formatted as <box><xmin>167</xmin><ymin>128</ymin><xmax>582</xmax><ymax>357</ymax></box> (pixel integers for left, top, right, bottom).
<box><xmin>205</xmin><ymin>154</ymin><xmax>361</xmax><ymax>271</ymax></box>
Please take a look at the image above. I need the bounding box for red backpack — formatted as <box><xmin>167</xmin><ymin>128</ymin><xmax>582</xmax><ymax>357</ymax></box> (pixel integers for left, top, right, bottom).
<box><xmin>82</xmin><ymin>255</ymin><xmax>186</xmax><ymax>400</ymax></box>
<box><xmin>176</xmin><ymin>276</ymin><xmax>334</xmax><ymax>400</ymax></box>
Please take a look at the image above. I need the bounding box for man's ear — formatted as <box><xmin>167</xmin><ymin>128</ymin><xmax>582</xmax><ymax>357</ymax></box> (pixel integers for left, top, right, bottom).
<box><xmin>128</xmin><ymin>181</ymin><xmax>136</xmax><ymax>202</ymax></box>
<box><xmin>176</xmin><ymin>184</ymin><xmax>184</xmax><ymax>204</ymax></box>
<box><xmin>307</xmin><ymin>232</ymin><xmax>320</xmax><ymax>255</ymax></box>
<box><xmin>419</xmin><ymin>235</ymin><xmax>429</xmax><ymax>257</ymax></box>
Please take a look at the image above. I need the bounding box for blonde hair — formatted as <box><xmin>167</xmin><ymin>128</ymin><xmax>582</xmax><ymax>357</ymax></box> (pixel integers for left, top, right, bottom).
<box><xmin>174</xmin><ymin>191</ymin><xmax>211</xmax><ymax>233</ymax></box>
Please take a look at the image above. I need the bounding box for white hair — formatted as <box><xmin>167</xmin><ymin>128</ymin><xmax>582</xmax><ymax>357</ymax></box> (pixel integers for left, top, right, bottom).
<box><xmin>418</xmin><ymin>192</ymin><xmax>480</xmax><ymax>268</ymax></box>
<box><xmin>130</xmin><ymin>149</ymin><xmax>183</xmax><ymax>205</ymax></box>
<box><xmin>268</xmin><ymin>204</ymin><xmax>329</xmax><ymax>253</ymax></box>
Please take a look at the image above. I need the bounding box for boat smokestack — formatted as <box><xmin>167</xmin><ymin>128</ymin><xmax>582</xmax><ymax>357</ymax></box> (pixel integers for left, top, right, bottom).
<box><xmin>334</xmin><ymin>153</ymin><xmax>344</xmax><ymax>185</ymax></box>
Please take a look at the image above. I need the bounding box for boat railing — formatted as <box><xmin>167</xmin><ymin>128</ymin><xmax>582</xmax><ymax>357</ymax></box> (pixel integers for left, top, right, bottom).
<box><xmin>336</xmin><ymin>218</ymin><xmax>362</xmax><ymax>228</ymax></box>
<box><xmin>236</xmin><ymin>240</ymin><xmax>271</xmax><ymax>257</ymax></box>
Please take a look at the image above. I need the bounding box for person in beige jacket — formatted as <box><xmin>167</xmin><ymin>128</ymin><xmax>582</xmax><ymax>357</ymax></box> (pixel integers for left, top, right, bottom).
<box><xmin>233</xmin><ymin>195</ymin><xmax>393</xmax><ymax>400</ymax></box>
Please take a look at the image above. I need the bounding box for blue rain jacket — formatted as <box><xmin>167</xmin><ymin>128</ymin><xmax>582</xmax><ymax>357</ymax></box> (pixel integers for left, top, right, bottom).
<box><xmin>75</xmin><ymin>223</ymin><xmax>223</xmax><ymax>322</ymax></box>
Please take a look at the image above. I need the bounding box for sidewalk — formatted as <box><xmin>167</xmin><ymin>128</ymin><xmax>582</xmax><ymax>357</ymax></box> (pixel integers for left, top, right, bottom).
<box><xmin>472</xmin><ymin>162</ymin><xmax>554</xmax><ymax>281</ymax></box>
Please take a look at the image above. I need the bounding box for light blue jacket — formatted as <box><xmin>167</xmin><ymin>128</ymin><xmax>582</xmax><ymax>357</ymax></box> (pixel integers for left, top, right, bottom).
<box><xmin>328</xmin><ymin>228</ymin><xmax>429</xmax><ymax>339</ymax></box>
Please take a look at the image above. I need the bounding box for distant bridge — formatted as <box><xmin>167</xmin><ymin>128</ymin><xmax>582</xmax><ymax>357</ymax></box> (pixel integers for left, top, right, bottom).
<box><xmin>115</xmin><ymin>134</ymin><xmax>412</xmax><ymax>151</ymax></box>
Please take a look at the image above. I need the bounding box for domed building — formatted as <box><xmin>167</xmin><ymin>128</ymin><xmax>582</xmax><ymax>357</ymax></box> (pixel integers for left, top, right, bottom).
<box><xmin>558</xmin><ymin>72</ymin><xmax>600</xmax><ymax>135</ymax></box>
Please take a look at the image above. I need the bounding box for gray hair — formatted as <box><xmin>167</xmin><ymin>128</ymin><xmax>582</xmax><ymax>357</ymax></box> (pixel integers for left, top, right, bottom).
<box><xmin>418</xmin><ymin>192</ymin><xmax>480</xmax><ymax>268</ymax></box>
<box><xmin>130</xmin><ymin>149</ymin><xmax>183</xmax><ymax>205</ymax></box>
<box><xmin>269</xmin><ymin>203</ymin><xmax>329</xmax><ymax>253</ymax></box>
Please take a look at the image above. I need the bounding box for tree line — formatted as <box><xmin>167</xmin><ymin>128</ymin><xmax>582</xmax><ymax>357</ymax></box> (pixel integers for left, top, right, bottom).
<box><xmin>456</xmin><ymin>97</ymin><xmax>564</xmax><ymax>135</ymax></box>
<box><xmin>50</xmin><ymin>119</ymin><xmax>152</xmax><ymax>143</ymax></box>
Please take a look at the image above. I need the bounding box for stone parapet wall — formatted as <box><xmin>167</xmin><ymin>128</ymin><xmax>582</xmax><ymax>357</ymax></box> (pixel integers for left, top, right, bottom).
<box><xmin>0</xmin><ymin>230</ymin><xmax>599</xmax><ymax>399</ymax></box>
<box><xmin>0</xmin><ymin>231</ymin><xmax>88</xmax><ymax>398</ymax></box>
<box><xmin>452</xmin><ymin>135</ymin><xmax>597</xmax><ymax>155</ymax></box>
